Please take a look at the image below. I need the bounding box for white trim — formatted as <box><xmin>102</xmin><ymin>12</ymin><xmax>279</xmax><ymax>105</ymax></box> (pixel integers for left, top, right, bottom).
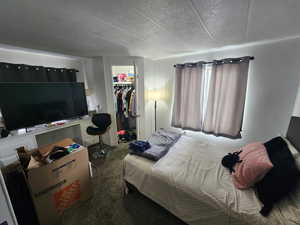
<box><xmin>134</xmin><ymin>59</ymin><xmax>146</xmax><ymax>140</ymax></box>
<box><xmin>103</xmin><ymin>57</ymin><xmax>118</xmax><ymax>146</ymax></box>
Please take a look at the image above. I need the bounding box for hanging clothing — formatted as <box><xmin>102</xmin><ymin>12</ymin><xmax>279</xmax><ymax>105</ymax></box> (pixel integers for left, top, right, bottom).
<box><xmin>113</xmin><ymin>86</ymin><xmax>136</xmax><ymax>131</ymax></box>
<box><xmin>125</xmin><ymin>88</ymin><xmax>133</xmax><ymax>115</ymax></box>
<box><xmin>114</xmin><ymin>87</ymin><xmax>136</xmax><ymax>116</ymax></box>
<box><xmin>116</xmin><ymin>90</ymin><xmax>124</xmax><ymax>114</ymax></box>
<box><xmin>129</xmin><ymin>90</ymin><xmax>137</xmax><ymax>117</ymax></box>
<box><xmin>122</xmin><ymin>88</ymin><xmax>129</xmax><ymax>118</ymax></box>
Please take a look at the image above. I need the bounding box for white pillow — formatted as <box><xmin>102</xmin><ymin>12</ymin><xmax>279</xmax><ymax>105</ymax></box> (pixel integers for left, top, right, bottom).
<box><xmin>281</xmin><ymin>136</ymin><xmax>300</xmax><ymax>158</ymax></box>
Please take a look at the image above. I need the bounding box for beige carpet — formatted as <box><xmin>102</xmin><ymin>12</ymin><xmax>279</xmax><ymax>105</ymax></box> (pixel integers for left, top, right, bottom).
<box><xmin>59</xmin><ymin>143</ymin><xmax>186</xmax><ymax>225</ymax></box>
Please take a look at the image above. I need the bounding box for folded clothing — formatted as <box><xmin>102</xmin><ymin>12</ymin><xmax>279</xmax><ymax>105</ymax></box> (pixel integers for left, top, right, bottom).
<box><xmin>148</xmin><ymin>129</ymin><xmax>181</xmax><ymax>147</ymax></box>
<box><xmin>130</xmin><ymin>129</ymin><xmax>183</xmax><ymax>161</ymax></box>
<box><xmin>129</xmin><ymin>141</ymin><xmax>151</xmax><ymax>152</ymax></box>
<box><xmin>156</xmin><ymin>129</ymin><xmax>182</xmax><ymax>142</ymax></box>
<box><xmin>130</xmin><ymin>145</ymin><xmax>167</xmax><ymax>161</ymax></box>
<box><xmin>148</xmin><ymin>133</ymin><xmax>174</xmax><ymax>147</ymax></box>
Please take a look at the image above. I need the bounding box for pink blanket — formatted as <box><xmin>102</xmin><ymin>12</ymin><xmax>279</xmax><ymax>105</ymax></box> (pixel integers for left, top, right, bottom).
<box><xmin>232</xmin><ymin>142</ymin><xmax>273</xmax><ymax>189</ymax></box>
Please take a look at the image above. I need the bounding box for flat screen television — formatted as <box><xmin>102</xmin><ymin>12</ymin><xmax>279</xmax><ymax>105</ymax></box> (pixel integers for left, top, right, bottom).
<box><xmin>0</xmin><ymin>82</ymin><xmax>88</xmax><ymax>131</ymax></box>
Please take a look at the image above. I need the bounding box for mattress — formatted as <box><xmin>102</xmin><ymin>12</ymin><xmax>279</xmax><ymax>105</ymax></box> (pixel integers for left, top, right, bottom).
<box><xmin>123</xmin><ymin>134</ymin><xmax>300</xmax><ymax>225</ymax></box>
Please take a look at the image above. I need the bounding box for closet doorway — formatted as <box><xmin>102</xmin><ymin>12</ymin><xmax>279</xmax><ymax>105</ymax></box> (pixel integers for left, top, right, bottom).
<box><xmin>112</xmin><ymin>65</ymin><xmax>137</xmax><ymax>143</ymax></box>
<box><xmin>103</xmin><ymin>56</ymin><xmax>145</xmax><ymax>146</ymax></box>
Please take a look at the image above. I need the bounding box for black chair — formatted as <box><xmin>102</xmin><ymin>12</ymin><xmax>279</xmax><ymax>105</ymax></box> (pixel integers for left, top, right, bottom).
<box><xmin>87</xmin><ymin>113</ymin><xmax>112</xmax><ymax>158</ymax></box>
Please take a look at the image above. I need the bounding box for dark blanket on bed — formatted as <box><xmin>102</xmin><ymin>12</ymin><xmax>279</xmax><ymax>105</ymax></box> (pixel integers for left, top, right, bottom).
<box><xmin>255</xmin><ymin>137</ymin><xmax>300</xmax><ymax>216</ymax></box>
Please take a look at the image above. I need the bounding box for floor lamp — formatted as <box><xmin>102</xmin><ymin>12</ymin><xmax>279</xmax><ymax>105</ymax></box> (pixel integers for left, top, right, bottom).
<box><xmin>154</xmin><ymin>100</ymin><xmax>157</xmax><ymax>131</ymax></box>
<box><xmin>148</xmin><ymin>89</ymin><xmax>162</xmax><ymax>132</ymax></box>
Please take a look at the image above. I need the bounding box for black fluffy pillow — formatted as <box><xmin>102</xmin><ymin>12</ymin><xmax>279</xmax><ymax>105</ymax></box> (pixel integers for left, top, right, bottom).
<box><xmin>255</xmin><ymin>137</ymin><xmax>300</xmax><ymax>216</ymax></box>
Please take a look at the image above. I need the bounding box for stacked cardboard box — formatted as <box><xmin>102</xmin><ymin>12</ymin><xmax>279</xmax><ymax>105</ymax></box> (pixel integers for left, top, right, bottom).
<box><xmin>26</xmin><ymin>138</ymin><xmax>92</xmax><ymax>225</ymax></box>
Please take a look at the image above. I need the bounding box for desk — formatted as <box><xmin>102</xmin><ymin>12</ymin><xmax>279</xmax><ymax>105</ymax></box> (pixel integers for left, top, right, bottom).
<box><xmin>0</xmin><ymin>117</ymin><xmax>98</xmax><ymax>166</ymax></box>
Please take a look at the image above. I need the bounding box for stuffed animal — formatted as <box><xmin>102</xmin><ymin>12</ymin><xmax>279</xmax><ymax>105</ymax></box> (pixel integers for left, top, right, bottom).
<box><xmin>221</xmin><ymin>150</ymin><xmax>243</xmax><ymax>173</ymax></box>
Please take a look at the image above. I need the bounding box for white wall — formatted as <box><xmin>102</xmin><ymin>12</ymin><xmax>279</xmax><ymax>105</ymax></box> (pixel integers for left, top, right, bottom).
<box><xmin>144</xmin><ymin>38</ymin><xmax>300</xmax><ymax>145</ymax></box>
<box><xmin>144</xmin><ymin>58</ymin><xmax>156</xmax><ymax>137</ymax></box>
<box><xmin>82</xmin><ymin>57</ymin><xmax>107</xmax><ymax>112</ymax></box>
<box><xmin>293</xmin><ymin>84</ymin><xmax>300</xmax><ymax>116</ymax></box>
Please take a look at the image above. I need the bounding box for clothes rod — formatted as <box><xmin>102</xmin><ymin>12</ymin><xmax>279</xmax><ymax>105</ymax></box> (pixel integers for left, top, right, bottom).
<box><xmin>113</xmin><ymin>82</ymin><xmax>134</xmax><ymax>86</ymax></box>
<box><xmin>173</xmin><ymin>56</ymin><xmax>254</xmax><ymax>67</ymax></box>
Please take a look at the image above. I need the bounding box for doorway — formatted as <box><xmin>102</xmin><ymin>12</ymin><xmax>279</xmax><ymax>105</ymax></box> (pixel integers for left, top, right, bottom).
<box><xmin>112</xmin><ymin>65</ymin><xmax>137</xmax><ymax>143</ymax></box>
<box><xmin>102</xmin><ymin>56</ymin><xmax>145</xmax><ymax>146</ymax></box>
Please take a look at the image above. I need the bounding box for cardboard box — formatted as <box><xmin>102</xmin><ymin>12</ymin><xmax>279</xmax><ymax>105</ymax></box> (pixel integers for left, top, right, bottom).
<box><xmin>26</xmin><ymin>139</ymin><xmax>92</xmax><ymax>225</ymax></box>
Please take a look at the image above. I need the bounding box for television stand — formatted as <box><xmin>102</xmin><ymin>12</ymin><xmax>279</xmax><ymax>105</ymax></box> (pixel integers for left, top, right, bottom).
<box><xmin>0</xmin><ymin>117</ymin><xmax>99</xmax><ymax>166</ymax></box>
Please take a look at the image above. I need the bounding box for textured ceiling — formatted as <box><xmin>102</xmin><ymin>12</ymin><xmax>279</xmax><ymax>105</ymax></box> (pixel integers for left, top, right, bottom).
<box><xmin>0</xmin><ymin>0</ymin><xmax>299</xmax><ymax>59</ymax></box>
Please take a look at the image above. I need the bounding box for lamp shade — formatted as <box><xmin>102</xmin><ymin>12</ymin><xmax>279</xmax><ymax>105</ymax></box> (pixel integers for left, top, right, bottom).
<box><xmin>85</xmin><ymin>88</ymin><xmax>94</xmax><ymax>96</ymax></box>
<box><xmin>147</xmin><ymin>89</ymin><xmax>164</xmax><ymax>101</ymax></box>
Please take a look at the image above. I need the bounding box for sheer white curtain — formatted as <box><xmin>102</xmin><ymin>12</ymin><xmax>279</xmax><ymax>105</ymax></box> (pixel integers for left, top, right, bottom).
<box><xmin>201</xmin><ymin>64</ymin><xmax>212</xmax><ymax>125</ymax></box>
<box><xmin>172</xmin><ymin>58</ymin><xmax>250</xmax><ymax>138</ymax></box>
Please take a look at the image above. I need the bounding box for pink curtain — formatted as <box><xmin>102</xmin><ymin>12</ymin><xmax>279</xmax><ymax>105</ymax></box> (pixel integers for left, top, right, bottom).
<box><xmin>203</xmin><ymin>61</ymin><xmax>250</xmax><ymax>138</ymax></box>
<box><xmin>171</xmin><ymin>65</ymin><xmax>204</xmax><ymax>130</ymax></box>
<box><xmin>172</xmin><ymin>58</ymin><xmax>250</xmax><ymax>138</ymax></box>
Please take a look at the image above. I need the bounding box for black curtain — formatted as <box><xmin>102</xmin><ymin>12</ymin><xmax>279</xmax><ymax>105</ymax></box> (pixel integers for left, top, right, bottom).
<box><xmin>45</xmin><ymin>67</ymin><xmax>77</xmax><ymax>82</ymax></box>
<box><xmin>0</xmin><ymin>62</ymin><xmax>77</xmax><ymax>82</ymax></box>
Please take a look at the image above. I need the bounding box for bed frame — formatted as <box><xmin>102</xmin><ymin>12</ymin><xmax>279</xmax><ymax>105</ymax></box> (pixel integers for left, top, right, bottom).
<box><xmin>286</xmin><ymin>116</ymin><xmax>300</xmax><ymax>151</ymax></box>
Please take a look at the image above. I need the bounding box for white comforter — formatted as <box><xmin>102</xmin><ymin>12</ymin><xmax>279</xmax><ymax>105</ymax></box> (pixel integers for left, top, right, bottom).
<box><xmin>124</xmin><ymin>135</ymin><xmax>300</xmax><ymax>225</ymax></box>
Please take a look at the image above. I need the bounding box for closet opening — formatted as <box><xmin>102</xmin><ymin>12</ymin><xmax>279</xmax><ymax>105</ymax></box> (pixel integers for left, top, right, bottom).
<box><xmin>112</xmin><ymin>65</ymin><xmax>137</xmax><ymax>143</ymax></box>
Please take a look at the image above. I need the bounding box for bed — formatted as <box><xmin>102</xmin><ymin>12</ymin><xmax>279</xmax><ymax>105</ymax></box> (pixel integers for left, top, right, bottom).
<box><xmin>123</xmin><ymin>117</ymin><xmax>300</xmax><ymax>225</ymax></box>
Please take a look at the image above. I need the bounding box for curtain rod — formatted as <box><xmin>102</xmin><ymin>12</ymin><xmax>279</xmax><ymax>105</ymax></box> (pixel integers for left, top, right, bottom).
<box><xmin>0</xmin><ymin>62</ymin><xmax>79</xmax><ymax>72</ymax></box>
<box><xmin>173</xmin><ymin>56</ymin><xmax>254</xmax><ymax>68</ymax></box>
